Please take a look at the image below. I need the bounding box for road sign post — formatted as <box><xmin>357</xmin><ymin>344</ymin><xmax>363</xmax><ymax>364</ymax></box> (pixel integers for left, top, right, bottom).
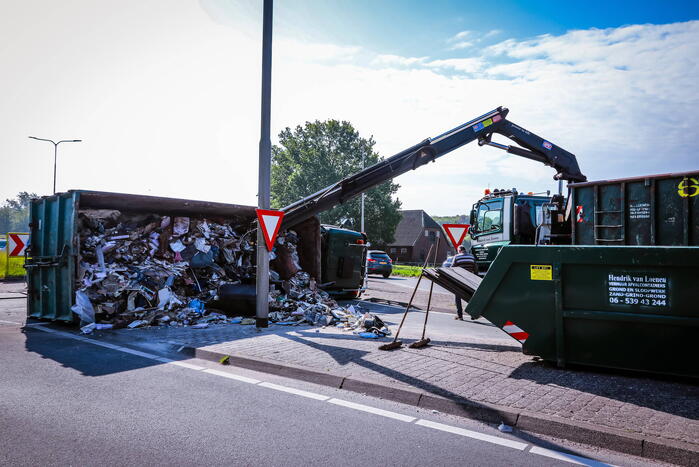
<box><xmin>255</xmin><ymin>0</ymin><xmax>274</xmax><ymax>329</ymax></box>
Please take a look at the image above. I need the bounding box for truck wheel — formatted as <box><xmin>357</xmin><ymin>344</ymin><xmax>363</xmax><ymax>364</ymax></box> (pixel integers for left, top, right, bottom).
<box><xmin>382</xmin><ymin>272</ymin><xmax>391</xmax><ymax>278</ymax></box>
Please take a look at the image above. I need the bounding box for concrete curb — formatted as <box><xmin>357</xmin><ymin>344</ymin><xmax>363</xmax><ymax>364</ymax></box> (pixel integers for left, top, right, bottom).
<box><xmin>184</xmin><ymin>346</ymin><xmax>699</xmax><ymax>466</ymax></box>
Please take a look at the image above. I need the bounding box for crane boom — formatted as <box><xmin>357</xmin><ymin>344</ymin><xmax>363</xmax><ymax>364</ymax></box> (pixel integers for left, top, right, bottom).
<box><xmin>281</xmin><ymin>106</ymin><xmax>586</xmax><ymax>228</ymax></box>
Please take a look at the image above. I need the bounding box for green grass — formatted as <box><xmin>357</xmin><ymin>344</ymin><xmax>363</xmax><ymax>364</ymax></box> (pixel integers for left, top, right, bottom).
<box><xmin>391</xmin><ymin>264</ymin><xmax>423</xmax><ymax>277</ymax></box>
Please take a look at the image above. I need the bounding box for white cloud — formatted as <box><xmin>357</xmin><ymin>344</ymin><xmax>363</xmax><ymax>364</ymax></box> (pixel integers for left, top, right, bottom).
<box><xmin>372</xmin><ymin>54</ymin><xmax>428</xmax><ymax>67</ymax></box>
<box><xmin>449</xmin><ymin>30</ymin><xmax>471</xmax><ymax>41</ymax></box>
<box><xmin>447</xmin><ymin>30</ymin><xmax>475</xmax><ymax>50</ymax></box>
<box><xmin>449</xmin><ymin>41</ymin><xmax>473</xmax><ymax>50</ymax></box>
<box><xmin>425</xmin><ymin>58</ymin><xmax>484</xmax><ymax>72</ymax></box>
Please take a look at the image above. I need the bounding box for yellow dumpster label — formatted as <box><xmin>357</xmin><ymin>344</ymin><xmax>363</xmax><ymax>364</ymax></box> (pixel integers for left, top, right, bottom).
<box><xmin>530</xmin><ymin>265</ymin><xmax>552</xmax><ymax>281</ymax></box>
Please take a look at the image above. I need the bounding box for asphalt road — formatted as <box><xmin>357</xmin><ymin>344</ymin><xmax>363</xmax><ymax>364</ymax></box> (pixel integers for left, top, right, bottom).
<box><xmin>0</xmin><ymin>321</ymin><xmax>651</xmax><ymax>467</ymax></box>
<box><xmin>364</xmin><ymin>274</ymin><xmax>462</xmax><ymax>314</ymax></box>
<box><xmin>351</xmin><ymin>300</ymin><xmax>511</xmax><ymax>344</ymax></box>
<box><xmin>371</xmin><ymin>274</ymin><xmax>453</xmax><ymax>295</ymax></box>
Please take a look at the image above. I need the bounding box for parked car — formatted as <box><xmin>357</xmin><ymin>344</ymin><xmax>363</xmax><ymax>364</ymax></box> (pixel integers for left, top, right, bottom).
<box><xmin>366</xmin><ymin>250</ymin><xmax>393</xmax><ymax>278</ymax></box>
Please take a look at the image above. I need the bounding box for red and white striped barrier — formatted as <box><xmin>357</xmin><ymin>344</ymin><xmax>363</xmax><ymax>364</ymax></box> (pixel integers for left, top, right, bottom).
<box><xmin>502</xmin><ymin>321</ymin><xmax>529</xmax><ymax>344</ymax></box>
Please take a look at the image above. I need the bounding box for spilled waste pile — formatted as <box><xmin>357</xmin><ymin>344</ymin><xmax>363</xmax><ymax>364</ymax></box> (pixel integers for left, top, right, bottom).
<box><xmin>74</xmin><ymin>209</ymin><xmax>387</xmax><ymax>337</ymax></box>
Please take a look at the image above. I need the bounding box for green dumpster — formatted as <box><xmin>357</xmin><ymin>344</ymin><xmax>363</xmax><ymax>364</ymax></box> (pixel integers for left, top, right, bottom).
<box><xmin>465</xmin><ymin>245</ymin><xmax>699</xmax><ymax>378</ymax></box>
<box><xmin>26</xmin><ymin>190</ymin><xmax>367</xmax><ymax>322</ymax></box>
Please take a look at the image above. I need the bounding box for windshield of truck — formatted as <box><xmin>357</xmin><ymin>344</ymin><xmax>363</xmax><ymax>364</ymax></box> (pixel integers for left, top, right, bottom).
<box><xmin>476</xmin><ymin>199</ymin><xmax>503</xmax><ymax>233</ymax></box>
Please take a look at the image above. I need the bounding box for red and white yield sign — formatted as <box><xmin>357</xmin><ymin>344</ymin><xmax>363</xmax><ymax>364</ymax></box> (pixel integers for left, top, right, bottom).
<box><xmin>443</xmin><ymin>224</ymin><xmax>470</xmax><ymax>250</ymax></box>
<box><xmin>7</xmin><ymin>233</ymin><xmax>29</xmax><ymax>257</ymax></box>
<box><xmin>256</xmin><ymin>209</ymin><xmax>285</xmax><ymax>251</ymax></box>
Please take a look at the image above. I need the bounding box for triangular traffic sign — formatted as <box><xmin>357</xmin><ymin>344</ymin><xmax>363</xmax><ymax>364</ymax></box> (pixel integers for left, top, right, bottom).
<box><xmin>443</xmin><ymin>224</ymin><xmax>470</xmax><ymax>250</ymax></box>
<box><xmin>256</xmin><ymin>209</ymin><xmax>285</xmax><ymax>251</ymax></box>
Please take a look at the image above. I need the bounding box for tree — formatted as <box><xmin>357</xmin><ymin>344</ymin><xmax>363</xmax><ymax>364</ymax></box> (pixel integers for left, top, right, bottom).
<box><xmin>271</xmin><ymin>120</ymin><xmax>402</xmax><ymax>247</ymax></box>
<box><xmin>0</xmin><ymin>192</ymin><xmax>36</xmax><ymax>233</ymax></box>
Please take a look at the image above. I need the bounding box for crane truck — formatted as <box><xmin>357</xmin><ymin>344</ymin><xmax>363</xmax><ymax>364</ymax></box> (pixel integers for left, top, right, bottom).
<box><xmin>278</xmin><ymin>106</ymin><xmax>586</xmax><ymax>285</ymax></box>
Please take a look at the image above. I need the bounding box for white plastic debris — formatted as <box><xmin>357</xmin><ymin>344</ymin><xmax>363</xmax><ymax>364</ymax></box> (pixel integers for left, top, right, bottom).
<box><xmin>128</xmin><ymin>320</ymin><xmax>148</xmax><ymax>328</ymax></box>
<box><xmin>71</xmin><ymin>290</ymin><xmax>95</xmax><ymax>324</ymax></box>
<box><xmin>194</xmin><ymin>237</ymin><xmax>211</xmax><ymax>253</ymax></box>
<box><xmin>497</xmin><ymin>423</ymin><xmax>513</xmax><ymax>433</ymax></box>
<box><xmin>173</xmin><ymin>217</ymin><xmax>190</xmax><ymax>236</ymax></box>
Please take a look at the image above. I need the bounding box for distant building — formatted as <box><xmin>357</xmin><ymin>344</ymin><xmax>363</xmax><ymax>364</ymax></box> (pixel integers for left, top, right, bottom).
<box><xmin>386</xmin><ymin>210</ymin><xmax>451</xmax><ymax>264</ymax></box>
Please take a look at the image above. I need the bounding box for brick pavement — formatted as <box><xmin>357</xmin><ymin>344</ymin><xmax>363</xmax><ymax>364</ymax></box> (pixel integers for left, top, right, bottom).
<box><xmin>112</xmin><ymin>315</ymin><xmax>699</xmax><ymax>448</ymax></box>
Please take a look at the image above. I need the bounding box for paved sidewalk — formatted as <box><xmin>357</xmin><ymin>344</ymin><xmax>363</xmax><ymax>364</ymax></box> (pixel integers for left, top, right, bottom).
<box><xmin>98</xmin><ymin>301</ymin><xmax>698</xmax><ymax>457</ymax></box>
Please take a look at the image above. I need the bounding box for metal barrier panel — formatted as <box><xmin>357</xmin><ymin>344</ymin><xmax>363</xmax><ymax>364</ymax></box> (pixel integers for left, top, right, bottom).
<box><xmin>27</xmin><ymin>193</ymin><xmax>77</xmax><ymax>321</ymax></box>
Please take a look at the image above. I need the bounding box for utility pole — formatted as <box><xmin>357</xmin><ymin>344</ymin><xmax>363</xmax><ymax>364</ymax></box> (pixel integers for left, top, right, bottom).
<box><xmin>28</xmin><ymin>136</ymin><xmax>82</xmax><ymax>194</ymax></box>
<box><xmin>255</xmin><ymin>0</ymin><xmax>273</xmax><ymax>329</ymax></box>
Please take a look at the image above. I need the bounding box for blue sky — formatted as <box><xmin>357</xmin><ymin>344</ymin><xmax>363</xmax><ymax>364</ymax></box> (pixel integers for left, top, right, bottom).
<box><xmin>272</xmin><ymin>0</ymin><xmax>699</xmax><ymax>56</ymax></box>
<box><xmin>2</xmin><ymin>1</ymin><xmax>699</xmax><ymax>215</ymax></box>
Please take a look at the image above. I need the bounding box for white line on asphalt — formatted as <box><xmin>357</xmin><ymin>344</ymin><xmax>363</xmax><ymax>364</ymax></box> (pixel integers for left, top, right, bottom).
<box><xmin>529</xmin><ymin>446</ymin><xmax>614</xmax><ymax>466</ymax></box>
<box><xmin>259</xmin><ymin>381</ymin><xmax>330</xmax><ymax>401</ymax></box>
<box><xmin>159</xmin><ymin>359</ymin><xmax>206</xmax><ymax>370</ymax></box>
<box><xmin>415</xmin><ymin>419</ymin><xmax>528</xmax><ymax>450</ymax></box>
<box><xmin>0</xmin><ymin>319</ymin><xmax>21</xmax><ymax>325</ymax></box>
<box><xmin>203</xmin><ymin>368</ymin><xmax>261</xmax><ymax>384</ymax></box>
<box><xmin>328</xmin><ymin>398</ymin><xmax>416</xmax><ymax>422</ymax></box>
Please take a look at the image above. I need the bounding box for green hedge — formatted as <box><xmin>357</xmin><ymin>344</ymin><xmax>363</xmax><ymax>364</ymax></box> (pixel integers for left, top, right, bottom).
<box><xmin>391</xmin><ymin>264</ymin><xmax>423</xmax><ymax>277</ymax></box>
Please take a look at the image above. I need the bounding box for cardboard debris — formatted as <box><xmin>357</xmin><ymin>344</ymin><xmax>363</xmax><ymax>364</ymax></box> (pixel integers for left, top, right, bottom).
<box><xmin>74</xmin><ymin>210</ymin><xmax>385</xmax><ymax>334</ymax></box>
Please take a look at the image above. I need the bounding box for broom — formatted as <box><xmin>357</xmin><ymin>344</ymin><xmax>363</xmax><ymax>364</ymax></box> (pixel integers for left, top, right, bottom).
<box><xmin>379</xmin><ymin>244</ymin><xmax>433</xmax><ymax>351</ymax></box>
<box><xmin>409</xmin><ymin>235</ymin><xmax>439</xmax><ymax>349</ymax></box>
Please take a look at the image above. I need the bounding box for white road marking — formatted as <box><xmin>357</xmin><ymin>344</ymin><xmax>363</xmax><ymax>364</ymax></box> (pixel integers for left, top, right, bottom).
<box><xmin>164</xmin><ymin>360</ymin><xmax>206</xmax><ymax>371</ymax></box>
<box><xmin>203</xmin><ymin>368</ymin><xmax>261</xmax><ymax>384</ymax></box>
<box><xmin>416</xmin><ymin>419</ymin><xmax>528</xmax><ymax>450</ymax></box>
<box><xmin>259</xmin><ymin>381</ymin><xmax>329</xmax><ymax>401</ymax></box>
<box><xmin>529</xmin><ymin>446</ymin><xmax>614</xmax><ymax>466</ymax></box>
<box><xmin>328</xmin><ymin>398</ymin><xmax>416</xmax><ymax>422</ymax></box>
<box><xmin>0</xmin><ymin>319</ymin><xmax>21</xmax><ymax>325</ymax></box>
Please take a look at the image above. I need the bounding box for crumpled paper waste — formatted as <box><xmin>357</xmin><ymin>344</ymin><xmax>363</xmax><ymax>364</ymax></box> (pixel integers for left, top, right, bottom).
<box><xmin>73</xmin><ymin>210</ymin><xmax>386</xmax><ymax>334</ymax></box>
<box><xmin>75</xmin><ymin>209</ymin><xmax>256</xmax><ymax>329</ymax></box>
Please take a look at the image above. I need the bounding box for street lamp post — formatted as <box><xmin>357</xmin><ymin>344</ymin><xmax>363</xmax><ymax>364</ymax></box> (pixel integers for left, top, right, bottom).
<box><xmin>28</xmin><ymin>136</ymin><xmax>82</xmax><ymax>194</ymax></box>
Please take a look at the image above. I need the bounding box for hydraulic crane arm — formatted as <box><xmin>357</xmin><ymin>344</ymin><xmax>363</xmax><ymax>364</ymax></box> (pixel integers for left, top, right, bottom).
<box><xmin>281</xmin><ymin>106</ymin><xmax>586</xmax><ymax>228</ymax></box>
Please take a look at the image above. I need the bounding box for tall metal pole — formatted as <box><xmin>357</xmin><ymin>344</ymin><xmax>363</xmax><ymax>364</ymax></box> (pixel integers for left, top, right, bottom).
<box><xmin>255</xmin><ymin>0</ymin><xmax>273</xmax><ymax>329</ymax></box>
<box><xmin>360</xmin><ymin>153</ymin><xmax>365</xmax><ymax>232</ymax></box>
<box><xmin>53</xmin><ymin>143</ymin><xmax>58</xmax><ymax>194</ymax></box>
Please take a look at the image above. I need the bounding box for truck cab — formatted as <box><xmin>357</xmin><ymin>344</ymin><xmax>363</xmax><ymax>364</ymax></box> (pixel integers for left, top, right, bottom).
<box><xmin>469</xmin><ymin>189</ymin><xmax>552</xmax><ymax>273</ymax></box>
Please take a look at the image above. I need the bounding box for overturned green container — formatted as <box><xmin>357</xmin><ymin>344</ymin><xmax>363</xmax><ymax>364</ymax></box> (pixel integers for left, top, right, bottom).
<box><xmin>465</xmin><ymin>245</ymin><xmax>699</xmax><ymax>378</ymax></box>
